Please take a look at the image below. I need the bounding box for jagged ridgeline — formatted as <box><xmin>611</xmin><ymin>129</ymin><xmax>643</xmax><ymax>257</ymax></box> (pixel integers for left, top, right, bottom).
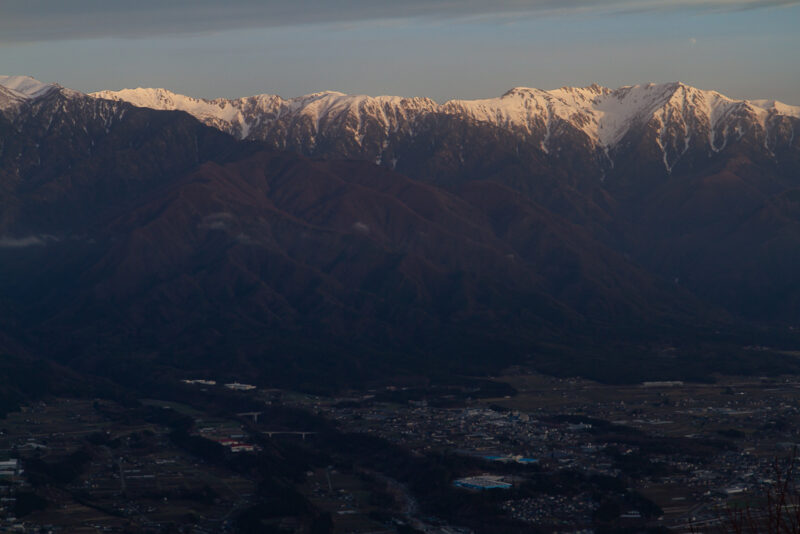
<box><xmin>1</xmin><ymin>76</ymin><xmax>799</xmax><ymax>388</ymax></box>
<box><xmin>91</xmin><ymin>80</ymin><xmax>800</xmax><ymax>323</ymax></box>
<box><xmin>91</xmin><ymin>81</ymin><xmax>799</xmax><ymax>177</ymax></box>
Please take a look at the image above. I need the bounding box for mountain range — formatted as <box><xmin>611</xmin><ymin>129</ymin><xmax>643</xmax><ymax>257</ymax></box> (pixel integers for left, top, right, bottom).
<box><xmin>91</xmin><ymin>82</ymin><xmax>800</xmax><ymax>173</ymax></box>
<box><xmin>1</xmin><ymin>75</ymin><xmax>799</xmax><ymax>390</ymax></box>
<box><xmin>88</xmin><ymin>80</ymin><xmax>800</xmax><ymax>322</ymax></box>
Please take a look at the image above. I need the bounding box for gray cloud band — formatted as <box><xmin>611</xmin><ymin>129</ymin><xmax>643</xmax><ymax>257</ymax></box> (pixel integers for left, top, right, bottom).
<box><xmin>1</xmin><ymin>0</ymin><xmax>796</xmax><ymax>42</ymax></box>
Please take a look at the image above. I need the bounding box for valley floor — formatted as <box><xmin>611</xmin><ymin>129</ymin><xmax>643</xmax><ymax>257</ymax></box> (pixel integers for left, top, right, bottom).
<box><xmin>1</xmin><ymin>372</ymin><xmax>799</xmax><ymax>533</ymax></box>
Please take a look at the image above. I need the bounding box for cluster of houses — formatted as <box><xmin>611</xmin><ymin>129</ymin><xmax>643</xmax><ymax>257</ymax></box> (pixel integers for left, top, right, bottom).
<box><xmin>0</xmin><ymin>459</ymin><xmax>20</xmax><ymax>481</ymax></box>
<box><xmin>181</xmin><ymin>378</ymin><xmax>257</xmax><ymax>391</ymax></box>
<box><xmin>195</xmin><ymin>423</ymin><xmax>260</xmax><ymax>453</ymax></box>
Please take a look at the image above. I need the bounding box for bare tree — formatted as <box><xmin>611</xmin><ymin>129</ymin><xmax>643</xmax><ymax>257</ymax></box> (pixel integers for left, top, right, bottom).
<box><xmin>725</xmin><ymin>448</ymin><xmax>800</xmax><ymax>534</ymax></box>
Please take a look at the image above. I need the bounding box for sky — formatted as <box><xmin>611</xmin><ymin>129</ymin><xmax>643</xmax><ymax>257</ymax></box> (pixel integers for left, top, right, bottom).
<box><xmin>0</xmin><ymin>0</ymin><xmax>798</xmax><ymax>104</ymax></box>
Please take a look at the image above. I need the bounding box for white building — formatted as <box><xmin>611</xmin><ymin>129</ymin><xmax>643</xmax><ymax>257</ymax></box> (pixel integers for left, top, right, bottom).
<box><xmin>225</xmin><ymin>382</ymin><xmax>256</xmax><ymax>391</ymax></box>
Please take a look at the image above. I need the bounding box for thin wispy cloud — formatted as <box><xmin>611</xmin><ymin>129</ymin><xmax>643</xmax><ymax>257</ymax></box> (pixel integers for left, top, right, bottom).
<box><xmin>0</xmin><ymin>235</ymin><xmax>58</xmax><ymax>248</ymax></box>
<box><xmin>1</xmin><ymin>0</ymin><xmax>796</xmax><ymax>43</ymax></box>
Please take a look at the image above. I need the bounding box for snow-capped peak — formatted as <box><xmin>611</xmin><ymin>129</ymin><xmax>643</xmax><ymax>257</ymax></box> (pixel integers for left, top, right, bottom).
<box><xmin>0</xmin><ymin>75</ymin><xmax>59</xmax><ymax>99</ymax></box>
<box><xmin>749</xmin><ymin>99</ymin><xmax>800</xmax><ymax>119</ymax></box>
<box><xmin>91</xmin><ymin>87</ymin><xmax>247</xmax><ymax>122</ymax></box>
<box><xmin>89</xmin><ymin>81</ymin><xmax>799</xmax><ymax>173</ymax></box>
<box><xmin>91</xmin><ymin>87</ymin><xmax>440</xmax><ymax>142</ymax></box>
<box><xmin>91</xmin><ymin>82</ymin><xmax>800</xmax><ymax>146</ymax></box>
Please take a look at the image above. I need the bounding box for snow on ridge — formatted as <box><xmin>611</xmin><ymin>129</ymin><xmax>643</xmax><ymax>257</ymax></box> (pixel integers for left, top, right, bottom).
<box><xmin>441</xmin><ymin>82</ymin><xmax>799</xmax><ymax>151</ymax></box>
<box><xmin>91</xmin><ymin>87</ymin><xmax>248</xmax><ymax>124</ymax></box>
<box><xmin>91</xmin><ymin>87</ymin><xmax>439</xmax><ymax>140</ymax></box>
<box><xmin>89</xmin><ymin>83</ymin><xmax>800</xmax><ymax>153</ymax></box>
<box><xmin>280</xmin><ymin>92</ymin><xmax>436</xmax><ymax>123</ymax></box>
<box><xmin>750</xmin><ymin>99</ymin><xmax>800</xmax><ymax>119</ymax></box>
<box><xmin>0</xmin><ymin>75</ymin><xmax>59</xmax><ymax>100</ymax></box>
<box><xmin>0</xmin><ymin>85</ymin><xmax>27</xmax><ymax>111</ymax></box>
<box><xmin>0</xmin><ymin>75</ymin><xmax>64</xmax><ymax>112</ymax></box>
<box><xmin>439</xmin><ymin>82</ymin><xmax>692</xmax><ymax>147</ymax></box>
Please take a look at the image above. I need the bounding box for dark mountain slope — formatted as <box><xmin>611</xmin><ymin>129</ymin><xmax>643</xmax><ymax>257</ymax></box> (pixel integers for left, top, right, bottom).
<box><xmin>16</xmin><ymin>149</ymin><xmax>724</xmax><ymax>386</ymax></box>
<box><xmin>89</xmin><ymin>81</ymin><xmax>800</xmax><ymax>324</ymax></box>
<box><xmin>0</xmin><ymin>86</ymin><xmax>796</xmax><ymax>389</ymax></box>
<box><xmin>0</xmin><ymin>88</ymin><xmax>242</xmax><ymax>236</ymax></box>
<box><xmin>615</xmin><ymin>152</ymin><xmax>800</xmax><ymax>323</ymax></box>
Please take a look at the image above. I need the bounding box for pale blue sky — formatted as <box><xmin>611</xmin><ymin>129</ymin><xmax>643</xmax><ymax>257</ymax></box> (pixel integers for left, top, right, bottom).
<box><xmin>1</xmin><ymin>1</ymin><xmax>798</xmax><ymax>103</ymax></box>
